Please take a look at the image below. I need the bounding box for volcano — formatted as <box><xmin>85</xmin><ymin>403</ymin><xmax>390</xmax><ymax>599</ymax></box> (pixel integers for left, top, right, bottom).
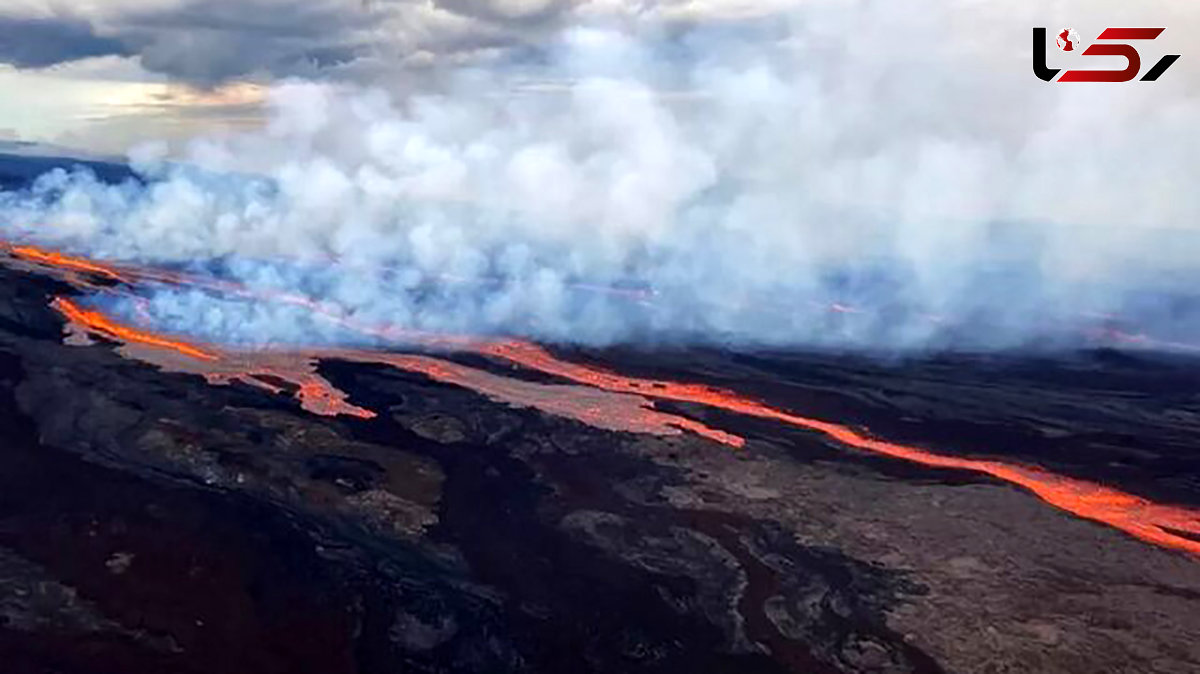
<box><xmin>0</xmin><ymin>154</ymin><xmax>1199</xmax><ymax>673</ymax></box>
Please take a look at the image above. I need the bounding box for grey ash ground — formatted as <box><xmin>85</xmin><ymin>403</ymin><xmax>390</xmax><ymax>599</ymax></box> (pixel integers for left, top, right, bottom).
<box><xmin>1</xmin><ymin>263</ymin><xmax>1200</xmax><ymax>673</ymax></box>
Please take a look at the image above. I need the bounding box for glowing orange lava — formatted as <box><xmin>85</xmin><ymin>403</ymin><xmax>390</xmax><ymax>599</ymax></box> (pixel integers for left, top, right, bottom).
<box><xmin>476</xmin><ymin>340</ymin><xmax>1200</xmax><ymax>557</ymax></box>
<box><xmin>52</xmin><ymin>297</ymin><xmax>218</xmax><ymax>361</ymax></box>
<box><xmin>51</xmin><ymin>297</ymin><xmax>375</xmax><ymax>419</ymax></box>
<box><xmin>49</xmin><ymin>294</ymin><xmax>729</xmax><ymax>442</ymax></box>
<box><xmin>350</xmin><ymin>352</ymin><xmax>743</xmax><ymax>445</ymax></box>
<box><xmin>11</xmin><ymin>241</ymin><xmax>1200</xmax><ymax>557</ymax></box>
<box><xmin>7</xmin><ymin>244</ymin><xmax>131</xmax><ymax>282</ymax></box>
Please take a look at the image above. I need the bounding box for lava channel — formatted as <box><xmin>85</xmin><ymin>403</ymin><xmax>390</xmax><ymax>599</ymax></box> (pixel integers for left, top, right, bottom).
<box><xmin>5</xmin><ymin>243</ymin><xmax>132</xmax><ymax>285</ymax></box>
<box><xmin>14</xmin><ymin>243</ymin><xmax>1200</xmax><ymax>558</ymax></box>
<box><xmin>53</xmin><ymin>297</ymin><xmax>218</xmax><ymax>361</ymax></box>
<box><xmin>476</xmin><ymin>340</ymin><xmax>1200</xmax><ymax>557</ymax></box>
<box><xmin>49</xmin><ymin>298</ymin><xmax>736</xmax><ymax>444</ymax></box>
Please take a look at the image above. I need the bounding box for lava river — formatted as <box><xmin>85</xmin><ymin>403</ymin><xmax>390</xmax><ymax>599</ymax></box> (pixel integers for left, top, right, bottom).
<box><xmin>5</xmin><ymin>242</ymin><xmax>1200</xmax><ymax>559</ymax></box>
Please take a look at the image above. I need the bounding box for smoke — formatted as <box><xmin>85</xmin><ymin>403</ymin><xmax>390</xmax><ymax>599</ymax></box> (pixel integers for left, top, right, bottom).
<box><xmin>2</xmin><ymin>0</ymin><xmax>1199</xmax><ymax>351</ymax></box>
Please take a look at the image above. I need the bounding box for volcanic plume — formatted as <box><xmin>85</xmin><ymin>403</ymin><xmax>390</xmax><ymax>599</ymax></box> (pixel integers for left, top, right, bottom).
<box><xmin>2</xmin><ymin>8</ymin><xmax>1199</xmax><ymax>351</ymax></box>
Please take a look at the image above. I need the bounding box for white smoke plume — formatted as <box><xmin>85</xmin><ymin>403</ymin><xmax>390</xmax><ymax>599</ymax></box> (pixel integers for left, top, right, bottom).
<box><xmin>2</xmin><ymin>0</ymin><xmax>1199</xmax><ymax>351</ymax></box>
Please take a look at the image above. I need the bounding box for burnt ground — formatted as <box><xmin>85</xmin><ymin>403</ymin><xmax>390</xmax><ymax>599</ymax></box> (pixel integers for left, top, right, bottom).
<box><xmin>0</xmin><ymin>266</ymin><xmax>1199</xmax><ymax>673</ymax></box>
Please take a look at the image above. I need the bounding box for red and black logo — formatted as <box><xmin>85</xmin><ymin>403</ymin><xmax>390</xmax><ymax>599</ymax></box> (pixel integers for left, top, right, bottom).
<box><xmin>1033</xmin><ymin>27</ymin><xmax>1180</xmax><ymax>82</ymax></box>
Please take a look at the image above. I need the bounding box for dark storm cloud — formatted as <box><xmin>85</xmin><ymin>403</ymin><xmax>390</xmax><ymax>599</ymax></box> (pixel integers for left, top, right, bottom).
<box><xmin>112</xmin><ymin>0</ymin><xmax>379</xmax><ymax>85</ymax></box>
<box><xmin>0</xmin><ymin>15</ymin><xmax>132</xmax><ymax>68</ymax></box>
<box><xmin>0</xmin><ymin>1</ymin><xmax>778</xmax><ymax>86</ymax></box>
<box><xmin>0</xmin><ymin>1</ymin><xmax>608</xmax><ymax>85</ymax></box>
<box><xmin>433</xmin><ymin>0</ymin><xmax>579</xmax><ymax>26</ymax></box>
<box><xmin>0</xmin><ymin>1</ymin><xmax>407</xmax><ymax>84</ymax></box>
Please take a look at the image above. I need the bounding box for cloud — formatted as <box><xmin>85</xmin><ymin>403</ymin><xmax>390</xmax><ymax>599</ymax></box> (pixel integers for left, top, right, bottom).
<box><xmin>0</xmin><ymin>1</ymin><xmax>802</xmax><ymax>86</ymax></box>
<box><xmin>0</xmin><ymin>14</ymin><xmax>132</xmax><ymax>68</ymax></box>
<box><xmin>121</xmin><ymin>1</ymin><xmax>381</xmax><ymax>83</ymax></box>
<box><xmin>0</xmin><ymin>2</ymin><xmax>385</xmax><ymax>84</ymax></box>
<box><xmin>434</xmin><ymin>0</ymin><xmax>581</xmax><ymax>25</ymax></box>
<box><xmin>0</xmin><ymin>1</ymin><xmax>514</xmax><ymax>84</ymax></box>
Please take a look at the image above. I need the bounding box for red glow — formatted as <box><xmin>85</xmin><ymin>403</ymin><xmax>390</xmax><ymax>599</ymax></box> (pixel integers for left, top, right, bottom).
<box><xmin>477</xmin><ymin>340</ymin><xmax>1200</xmax><ymax>557</ymax></box>
<box><xmin>51</xmin><ymin>296</ymin><xmax>375</xmax><ymax>419</ymax></box>
<box><xmin>52</xmin><ymin>297</ymin><xmax>218</xmax><ymax>361</ymax></box>
<box><xmin>12</xmin><ymin>242</ymin><xmax>1200</xmax><ymax>557</ymax></box>
<box><xmin>1096</xmin><ymin>328</ymin><xmax>1200</xmax><ymax>354</ymax></box>
<box><xmin>352</xmin><ymin>352</ymin><xmax>743</xmax><ymax>445</ymax></box>
<box><xmin>206</xmin><ymin>354</ymin><xmax>378</xmax><ymax>420</ymax></box>
<box><xmin>8</xmin><ymin>244</ymin><xmax>130</xmax><ymax>282</ymax></box>
<box><xmin>49</xmin><ymin>295</ymin><xmax>726</xmax><ymax>441</ymax></box>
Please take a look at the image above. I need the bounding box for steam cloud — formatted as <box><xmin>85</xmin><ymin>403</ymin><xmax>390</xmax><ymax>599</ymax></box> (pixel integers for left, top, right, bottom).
<box><xmin>2</xmin><ymin>1</ymin><xmax>1199</xmax><ymax>352</ymax></box>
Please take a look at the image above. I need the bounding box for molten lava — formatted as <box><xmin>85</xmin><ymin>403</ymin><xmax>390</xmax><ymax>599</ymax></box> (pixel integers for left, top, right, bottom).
<box><xmin>10</xmin><ymin>240</ymin><xmax>1200</xmax><ymax>558</ymax></box>
<box><xmin>349</xmin><ymin>352</ymin><xmax>743</xmax><ymax>445</ymax></box>
<box><xmin>52</xmin><ymin>297</ymin><xmax>218</xmax><ymax>361</ymax></box>
<box><xmin>52</xmin><ymin>297</ymin><xmax>376</xmax><ymax>419</ymax></box>
<box><xmin>49</xmin><ymin>294</ymin><xmax>731</xmax><ymax>443</ymax></box>
<box><xmin>7</xmin><ymin>244</ymin><xmax>131</xmax><ymax>283</ymax></box>
<box><xmin>476</xmin><ymin>340</ymin><xmax>1200</xmax><ymax>557</ymax></box>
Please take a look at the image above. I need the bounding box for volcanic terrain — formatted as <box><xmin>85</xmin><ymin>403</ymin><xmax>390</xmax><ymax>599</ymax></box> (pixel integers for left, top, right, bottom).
<box><xmin>1</xmin><ymin>157</ymin><xmax>1199</xmax><ymax>674</ymax></box>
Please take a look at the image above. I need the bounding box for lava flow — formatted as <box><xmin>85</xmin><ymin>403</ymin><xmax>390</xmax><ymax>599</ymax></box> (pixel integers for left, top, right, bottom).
<box><xmin>343</xmin><ymin>352</ymin><xmax>743</xmax><ymax>444</ymax></box>
<box><xmin>51</xmin><ymin>297</ymin><xmax>375</xmax><ymax>418</ymax></box>
<box><xmin>53</xmin><ymin>297</ymin><xmax>218</xmax><ymax>361</ymax></box>
<box><xmin>477</xmin><ymin>341</ymin><xmax>1200</xmax><ymax>557</ymax></box>
<box><xmin>48</xmin><ymin>296</ymin><xmax>736</xmax><ymax>443</ymax></box>
<box><xmin>11</xmin><ymin>242</ymin><xmax>1200</xmax><ymax>558</ymax></box>
<box><xmin>5</xmin><ymin>243</ymin><xmax>131</xmax><ymax>284</ymax></box>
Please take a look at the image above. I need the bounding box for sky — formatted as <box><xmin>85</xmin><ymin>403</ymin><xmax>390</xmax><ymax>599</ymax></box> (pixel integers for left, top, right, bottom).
<box><xmin>0</xmin><ymin>0</ymin><xmax>801</xmax><ymax>154</ymax></box>
<box><xmin>2</xmin><ymin>0</ymin><xmax>1191</xmax><ymax>156</ymax></box>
